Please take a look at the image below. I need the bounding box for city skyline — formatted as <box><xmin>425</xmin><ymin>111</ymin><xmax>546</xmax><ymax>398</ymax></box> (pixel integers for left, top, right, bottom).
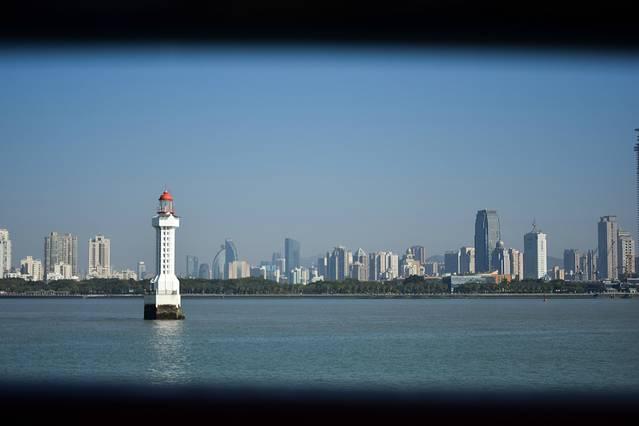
<box><xmin>1</xmin><ymin>49</ymin><xmax>638</xmax><ymax>269</ymax></box>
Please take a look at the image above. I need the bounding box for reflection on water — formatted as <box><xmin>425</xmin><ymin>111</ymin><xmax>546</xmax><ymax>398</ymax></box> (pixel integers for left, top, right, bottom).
<box><xmin>146</xmin><ymin>321</ymin><xmax>189</xmax><ymax>384</ymax></box>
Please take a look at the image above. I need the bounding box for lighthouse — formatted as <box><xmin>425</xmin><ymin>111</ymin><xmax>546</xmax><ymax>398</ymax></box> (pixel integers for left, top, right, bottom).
<box><xmin>144</xmin><ymin>190</ymin><xmax>185</xmax><ymax>320</ymax></box>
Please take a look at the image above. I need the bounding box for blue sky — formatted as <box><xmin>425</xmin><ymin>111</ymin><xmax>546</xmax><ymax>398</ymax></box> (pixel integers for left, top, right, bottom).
<box><xmin>1</xmin><ymin>46</ymin><xmax>638</xmax><ymax>273</ymax></box>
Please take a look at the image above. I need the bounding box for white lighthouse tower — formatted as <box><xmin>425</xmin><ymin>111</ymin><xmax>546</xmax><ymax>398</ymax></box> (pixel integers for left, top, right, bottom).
<box><xmin>144</xmin><ymin>190</ymin><xmax>185</xmax><ymax>320</ymax></box>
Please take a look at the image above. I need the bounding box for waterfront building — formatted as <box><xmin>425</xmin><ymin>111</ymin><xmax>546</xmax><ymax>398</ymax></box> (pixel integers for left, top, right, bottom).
<box><xmin>578</xmin><ymin>255</ymin><xmax>589</xmax><ymax>281</ymax></box>
<box><xmin>223</xmin><ymin>239</ymin><xmax>239</xmax><ymax>278</ymax></box>
<box><xmin>368</xmin><ymin>251</ymin><xmax>386</xmax><ymax>281</ymax></box>
<box><xmin>444</xmin><ymin>250</ymin><xmax>460</xmax><ymax>275</ymax></box>
<box><xmin>410</xmin><ymin>245</ymin><xmax>427</xmax><ymax>266</ymax></box>
<box><xmin>524</xmin><ymin>223</ymin><xmax>547</xmax><ymax>280</ymax></box>
<box><xmin>491</xmin><ymin>241</ymin><xmax>511</xmax><ymax>276</ymax></box>
<box><xmin>198</xmin><ymin>262</ymin><xmax>211</xmax><ymax>279</ymax></box>
<box><xmin>112</xmin><ymin>269</ymin><xmax>138</xmax><ymax>280</ymax></box>
<box><xmin>250</xmin><ymin>266</ymin><xmax>267</xmax><ymax>279</ymax></box>
<box><xmin>617</xmin><ymin>230</ymin><xmax>636</xmax><ymax>276</ymax></box>
<box><xmin>0</xmin><ymin>229</ymin><xmax>11</xmax><ymax>276</ymax></box>
<box><xmin>424</xmin><ymin>261</ymin><xmax>439</xmax><ymax>277</ymax></box>
<box><xmin>186</xmin><ymin>255</ymin><xmax>199</xmax><ymax>278</ymax></box>
<box><xmin>317</xmin><ymin>253</ymin><xmax>328</xmax><ymax>278</ymax></box>
<box><xmin>352</xmin><ymin>248</ymin><xmax>369</xmax><ymax>281</ymax></box>
<box><xmin>400</xmin><ymin>249</ymin><xmax>421</xmax><ymax>278</ymax></box>
<box><xmin>225</xmin><ymin>239</ymin><xmax>238</xmax><ymax>264</ymax></box>
<box><xmin>386</xmin><ymin>252</ymin><xmax>399</xmax><ymax>280</ymax></box>
<box><xmin>145</xmin><ymin>190</ymin><xmax>184</xmax><ymax>320</ymax></box>
<box><xmin>474</xmin><ymin>209</ymin><xmax>501</xmax><ymax>273</ymax></box>
<box><xmin>227</xmin><ymin>260</ymin><xmax>250</xmax><ymax>279</ymax></box>
<box><xmin>284</xmin><ymin>238</ymin><xmax>301</xmax><ymax>275</ymax></box>
<box><xmin>264</xmin><ymin>264</ymin><xmax>281</xmax><ymax>283</ymax></box>
<box><xmin>289</xmin><ymin>266</ymin><xmax>309</xmax><ymax>285</ymax></box>
<box><xmin>20</xmin><ymin>256</ymin><xmax>43</xmax><ymax>281</ymax></box>
<box><xmin>44</xmin><ymin>232</ymin><xmax>78</xmax><ymax>280</ymax></box>
<box><xmin>508</xmin><ymin>248</ymin><xmax>524</xmax><ymax>280</ymax></box>
<box><xmin>137</xmin><ymin>261</ymin><xmax>146</xmax><ymax>281</ymax></box>
<box><xmin>598</xmin><ymin>216</ymin><xmax>619</xmax><ymax>280</ymax></box>
<box><xmin>274</xmin><ymin>257</ymin><xmax>286</xmax><ymax>277</ymax></box>
<box><xmin>88</xmin><ymin>234</ymin><xmax>111</xmax><ymax>279</ymax></box>
<box><xmin>54</xmin><ymin>262</ymin><xmax>73</xmax><ymax>279</ymax></box>
<box><xmin>549</xmin><ymin>266</ymin><xmax>565</xmax><ymax>280</ymax></box>
<box><xmin>446</xmin><ymin>271</ymin><xmax>512</xmax><ymax>293</ymax></box>
<box><xmin>586</xmin><ymin>249</ymin><xmax>598</xmax><ymax>281</ymax></box>
<box><xmin>212</xmin><ymin>245</ymin><xmax>226</xmax><ymax>279</ymax></box>
<box><xmin>460</xmin><ymin>247</ymin><xmax>475</xmax><ymax>274</ymax></box>
<box><xmin>328</xmin><ymin>246</ymin><xmax>350</xmax><ymax>281</ymax></box>
<box><xmin>563</xmin><ymin>249</ymin><xmax>581</xmax><ymax>280</ymax></box>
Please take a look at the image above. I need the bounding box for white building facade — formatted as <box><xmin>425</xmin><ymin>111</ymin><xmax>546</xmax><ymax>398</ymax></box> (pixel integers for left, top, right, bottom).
<box><xmin>524</xmin><ymin>226</ymin><xmax>547</xmax><ymax>279</ymax></box>
<box><xmin>20</xmin><ymin>256</ymin><xmax>43</xmax><ymax>281</ymax></box>
<box><xmin>0</xmin><ymin>229</ymin><xmax>12</xmax><ymax>277</ymax></box>
<box><xmin>88</xmin><ymin>234</ymin><xmax>111</xmax><ymax>279</ymax></box>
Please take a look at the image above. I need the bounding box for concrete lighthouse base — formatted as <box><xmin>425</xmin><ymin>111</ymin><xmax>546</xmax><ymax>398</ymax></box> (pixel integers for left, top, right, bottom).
<box><xmin>143</xmin><ymin>294</ymin><xmax>185</xmax><ymax>320</ymax></box>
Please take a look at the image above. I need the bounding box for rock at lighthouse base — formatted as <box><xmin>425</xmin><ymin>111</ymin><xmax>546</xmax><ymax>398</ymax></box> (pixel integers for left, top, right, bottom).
<box><xmin>144</xmin><ymin>304</ymin><xmax>185</xmax><ymax>320</ymax></box>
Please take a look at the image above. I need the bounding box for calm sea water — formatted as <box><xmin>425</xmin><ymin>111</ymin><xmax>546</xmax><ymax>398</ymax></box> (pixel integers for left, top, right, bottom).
<box><xmin>1</xmin><ymin>297</ymin><xmax>638</xmax><ymax>391</ymax></box>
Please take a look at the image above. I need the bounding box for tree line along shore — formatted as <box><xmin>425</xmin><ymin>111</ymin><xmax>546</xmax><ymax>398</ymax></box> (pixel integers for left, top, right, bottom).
<box><xmin>0</xmin><ymin>276</ymin><xmax>618</xmax><ymax>296</ymax></box>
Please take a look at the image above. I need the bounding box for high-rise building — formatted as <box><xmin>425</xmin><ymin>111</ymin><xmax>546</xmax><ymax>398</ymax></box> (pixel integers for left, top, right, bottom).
<box><xmin>198</xmin><ymin>263</ymin><xmax>211</xmax><ymax>279</ymax></box>
<box><xmin>491</xmin><ymin>241</ymin><xmax>511</xmax><ymax>276</ymax></box>
<box><xmin>351</xmin><ymin>248</ymin><xmax>369</xmax><ymax>281</ymax></box>
<box><xmin>88</xmin><ymin>234</ymin><xmax>111</xmax><ymax>279</ymax></box>
<box><xmin>328</xmin><ymin>246</ymin><xmax>350</xmax><ymax>281</ymax></box>
<box><xmin>225</xmin><ymin>239</ymin><xmax>238</xmax><ymax>264</ymax></box>
<box><xmin>508</xmin><ymin>248</ymin><xmax>523</xmax><ymax>280</ymax></box>
<box><xmin>44</xmin><ymin>232</ymin><xmax>78</xmax><ymax>279</ymax></box>
<box><xmin>400</xmin><ymin>249</ymin><xmax>421</xmax><ymax>278</ymax></box>
<box><xmin>186</xmin><ymin>255</ymin><xmax>199</xmax><ymax>278</ymax></box>
<box><xmin>250</xmin><ymin>266</ymin><xmax>267</xmax><ymax>279</ymax></box>
<box><xmin>289</xmin><ymin>266</ymin><xmax>309</xmax><ymax>285</ymax></box>
<box><xmin>586</xmin><ymin>249</ymin><xmax>598</xmax><ymax>281</ymax></box>
<box><xmin>617</xmin><ymin>230</ymin><xmax>635</xmax><ymax>276</ymax></box>
<box><xmin>317</xmin><ymin>253</ymin><xmax>328</xmax><ymax>278</ymax></box>
<box><xmin>385</xmin><ymin>252</ymin><xmax>399</xmax><ymax>280</ymax></box>
<box><xmin>563</xmin><ymin>249</ymin><xmax>581</xmax><ymax>280</ymax></box>
<box><xmin>274</xmin><ymin>257</ymin><xmax>286</xmax><ymax>276</ymax></box>
<box><xmin>598</xmin><ymin>216</ymin><xmax>619</xmax><ymax>280</ymax></box>
<box><xmin>368</xmin><ymin>251</ymin><xmax>387</xmax><ymax>281</ymax></box>
<box><xmin>227</xmin><ymin>260</ymin><xmax>250</xmax><ymax>279</ymax></box>
<box><xmin>459</xmin><ymin>247</ymin><xmax>475</xmax><ymax>274</ymax></box>
<box><xmin>284</xmin><ymin>238</ymin><xmax>301</xmax><ymax>275</ymax></box>
<box><xmin>20</xmin><ymin>256</ymin><xmax>43</xmax><ymax>281</ymax></box>
<box><xmin>224</xmin><ymin>239</ymin><xmax>239</xmax><ymax>278</ymax></box>
<box><xmin>0</xmin><ymin>229</ymin><xmax>11</xmax><ymax>276</ymax></box>
<box><xmin>524</xmin><ymin>224</ymin><xmax>547</xmax><ymax>280</ymax></box>
<box><xmin>444</xmin><ymin>250</ymin><xmax>460</xmax><ymax>275</ymax></box>
<box><xmin>578</xmin><ymin>255</ymin><xmax>588</xmax><ymax>281</ymax></box>
<box><xmin>474</xmin><ymin>209</ymin><xmax>500</xmax><ymax>273</ymax></box>
<box><xmin>424</xmin><ymin>261</ymin><xmax>439</xmax><ymax>277</ymax></box>
<box><xmin>410</xmin><ymin>245</ymin><xmax>427</xmax><ymax>266</ymax></box>
<box><xmin>137</xmin><ymin>261</ymin><xmax>146</xmax><ymax>281</ymax></box>
<box><xmin>550</xmin><ymin>266</ymin><xmax>565</xmax><ymax>280</ymax></box>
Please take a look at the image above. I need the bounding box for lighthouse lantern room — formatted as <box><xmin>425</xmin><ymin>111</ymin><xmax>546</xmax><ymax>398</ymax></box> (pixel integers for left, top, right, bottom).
<box><xmin>144</xmin><ymin>190</ymin><xmax>185</xmax><ymax>320</ymax></box>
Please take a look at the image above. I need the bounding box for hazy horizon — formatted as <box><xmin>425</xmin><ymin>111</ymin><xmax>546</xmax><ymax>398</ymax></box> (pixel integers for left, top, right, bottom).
<box><xmin>1</xmin><ymin>47</ymin><xmax>638</xmax><ymax>273</ymax></box>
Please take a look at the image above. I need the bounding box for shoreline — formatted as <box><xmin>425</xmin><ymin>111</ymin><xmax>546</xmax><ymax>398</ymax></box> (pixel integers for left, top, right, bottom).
<box><xmin>0</xmin><ymin>292</ymin><xmax>635</xmax><ymax>299</ymax></box>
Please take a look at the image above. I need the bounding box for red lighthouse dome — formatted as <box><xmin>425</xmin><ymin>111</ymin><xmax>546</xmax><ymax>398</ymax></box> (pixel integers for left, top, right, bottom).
<box><xmin>158</xmin><ymin>191</ymin><xmax>175</xmax><ymax>214</ymax></box>
<box><xmin>159</xmin><ymin>191</ymin><xmax>173</xmax><ymax>201</ymax></box>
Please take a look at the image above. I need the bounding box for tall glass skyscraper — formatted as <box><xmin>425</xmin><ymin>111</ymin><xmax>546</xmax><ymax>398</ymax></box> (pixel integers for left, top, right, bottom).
<box><xmin>474</xmin><ymin>209</ymin><xmax>500</xmax><ymax>273</ymax></box>
<box><xmin>225</xmin><ymin>239</ymin><xmax>238</xmax><ymax>264</ymax></box>
<box><xmin>223</xmin><ymin>239</ymin><xmax>239</xmax><ymax>279</ymax></box>
<box><xmin>186</xmin><ymin>255</ymin><xmax>199</xmax><ymax>278</ymax></box>
<box><xmin>284</xmin><ymin>238</ymin><xmax>301</xmax><ymax>274</ymax></box>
